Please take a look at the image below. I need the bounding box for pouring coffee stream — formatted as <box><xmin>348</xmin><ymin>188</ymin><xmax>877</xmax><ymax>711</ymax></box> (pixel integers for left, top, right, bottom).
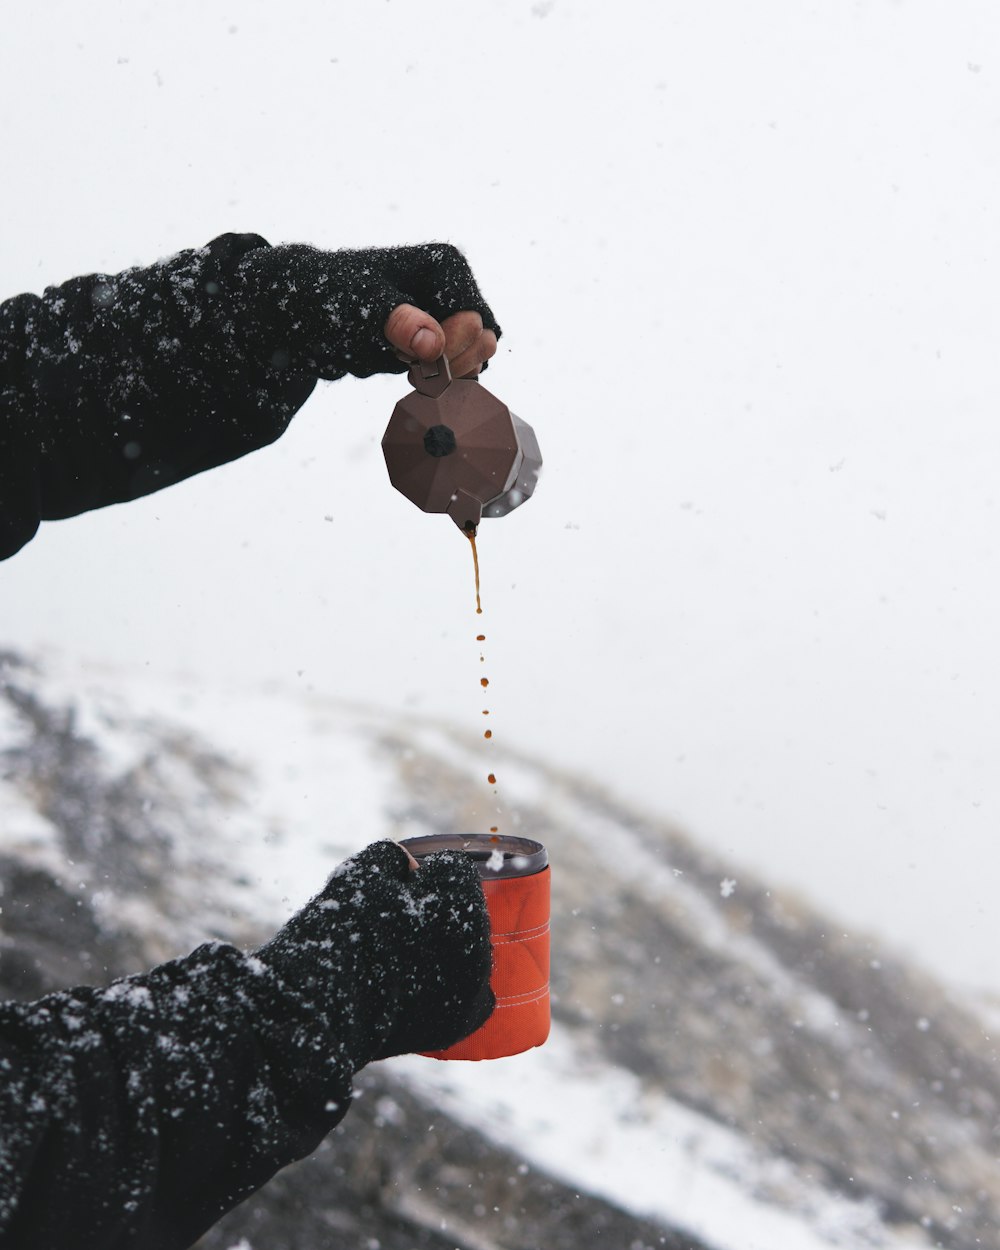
<box><xmin>468</xmin><ymin>542</ymin><xmax>499</xmax><ymax>833</ymax></box>
<box><xmin>382</xmin><ymin>354</ymin><xmax>543</xmax><ymax>829</ymax></box>
<box><xmin>382</xmin><ymin>357</ymin><xmax>548</xmax><ymax>1060</ymax></box>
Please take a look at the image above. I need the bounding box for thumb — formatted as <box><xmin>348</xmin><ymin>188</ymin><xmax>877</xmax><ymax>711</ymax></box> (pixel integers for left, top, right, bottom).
<box><xmin>383</xmin><ymin>304</ymin><xmax>446</xmax><ymax>363</ymax></box>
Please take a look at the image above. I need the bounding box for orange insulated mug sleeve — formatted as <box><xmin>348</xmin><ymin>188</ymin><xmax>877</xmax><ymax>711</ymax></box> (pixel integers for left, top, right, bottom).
<box><xmin>436</xmin><ymin>864</ymin><xmax>550</xmax><ymax>1061</ymax></box>
<box><xmin>399</xmin><ymin>835</ymin><xmax>551</xmax><ymax>1061</ymax></box>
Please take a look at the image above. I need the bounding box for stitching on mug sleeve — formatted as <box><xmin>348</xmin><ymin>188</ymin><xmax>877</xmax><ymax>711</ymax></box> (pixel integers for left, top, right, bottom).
<box><xmin>490</xmin><ymin>921</ymin><xmax>550</xmax><ymax>941</ymax></box>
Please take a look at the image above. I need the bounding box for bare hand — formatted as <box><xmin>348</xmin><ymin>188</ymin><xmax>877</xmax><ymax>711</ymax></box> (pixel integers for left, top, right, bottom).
<box><xmin>395</xmin><ymin>842</ymin><xmax>420</xmax><ymax>872</ymax></box>
<box><xmin>384</xmin><ymin>305</ymin><xmax>498</xmax><ymax>379</ymax></box>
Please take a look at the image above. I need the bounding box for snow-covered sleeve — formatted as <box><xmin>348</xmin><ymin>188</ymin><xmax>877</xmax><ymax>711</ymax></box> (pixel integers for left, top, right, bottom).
<box><xmin>0</xmin><ymin>234</ymin><xmax>499</xmax><ymax>562</ymax></box>
<box><xmin>0</xmin><ymin>232</ymin><xmax>317</xmax><ymax>562</ymax></box>
<box><xmin>0</xmin><ymin>842</ymin><xmax>493</xmax><ymax>1250</ymax></box>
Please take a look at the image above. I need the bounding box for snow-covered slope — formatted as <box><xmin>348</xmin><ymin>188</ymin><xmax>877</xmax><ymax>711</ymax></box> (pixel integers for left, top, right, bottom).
<box><xmin>1</xmin><ymin>650</ymin><xmax>995</xmax><ymax>1250</ymax></box>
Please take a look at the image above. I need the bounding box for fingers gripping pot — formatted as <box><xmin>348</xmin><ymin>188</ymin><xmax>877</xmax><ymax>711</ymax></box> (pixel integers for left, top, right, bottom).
<box><xmin>382</xmin><ymin>357</ymin><xmax>542</xmax><ymax>531</ymax></box>
<box><xmin>401</xmin><ymin>835</ymin><xmax>550</xmax><ymax>1060</ymax></box>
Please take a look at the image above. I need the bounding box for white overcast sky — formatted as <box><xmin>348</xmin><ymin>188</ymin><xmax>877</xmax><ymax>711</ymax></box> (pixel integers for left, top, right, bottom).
<box><xmin>2</xmin><ymin>0</ymin><xmax>999</xmax><ymax>992</ymax></box>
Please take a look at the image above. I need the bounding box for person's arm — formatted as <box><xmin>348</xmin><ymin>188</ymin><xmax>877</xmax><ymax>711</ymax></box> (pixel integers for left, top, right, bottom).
<box><xmin>0</xmin><ymin>842</ymin><xmax>493</xmax><ymax>1250</ymax></box>
<box><xmin>0</xmin><ymin>234</ymin><xmax>499</xmax><ymax>560</ymax></box>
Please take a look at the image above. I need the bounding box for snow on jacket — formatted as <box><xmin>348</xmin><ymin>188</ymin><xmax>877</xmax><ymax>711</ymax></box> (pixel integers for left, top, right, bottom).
<box><xmin>0</xmin><ymin>840</ymin><xmax>493</xmax><ymax>1249</ymax></box>
<box><xmin>0</xmin><ymin>236</ymin><xmax>498</xmax><ymax>1247</ymax></box>
<box><xmin>0</xmin><ymin>231</ymin><xmax>499</xmax><ymax>561</ymax></box>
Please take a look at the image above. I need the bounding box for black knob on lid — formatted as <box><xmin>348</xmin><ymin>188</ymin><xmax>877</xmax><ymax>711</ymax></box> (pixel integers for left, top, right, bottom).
<box><xmin>424</xmin><ymin>424</ymin><xmax>457</xmax><ymax>457</ymax></box>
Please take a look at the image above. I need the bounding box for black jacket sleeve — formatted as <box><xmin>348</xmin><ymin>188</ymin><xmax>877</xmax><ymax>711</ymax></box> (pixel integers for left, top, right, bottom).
<box><xmin>0</xmin><ymin>234</ymin><xmax>499</xmax><ymax>561</ymax></box>
<box><xmin>0</xmin><ymin>233</ymin><xmax>317</xmax><ymax>561</ymax></box>
<box><xmin>0</xmin><ymin>842</ymin><xmax>494</xmax><ymax>1250</ymax></box>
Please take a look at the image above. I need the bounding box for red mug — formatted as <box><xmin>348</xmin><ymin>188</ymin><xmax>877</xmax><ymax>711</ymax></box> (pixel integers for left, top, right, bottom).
<box><xmin>400</xmin><ymin>834</ymin><xmax>550</xmax><ymax>1061</ymax></box>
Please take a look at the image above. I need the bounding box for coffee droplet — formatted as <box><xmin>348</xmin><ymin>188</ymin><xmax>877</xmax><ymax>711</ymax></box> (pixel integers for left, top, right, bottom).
<box><xmin>467</xmin><ymin>535</ymin><xmax>501</xmax><ymax>835</ymax></box>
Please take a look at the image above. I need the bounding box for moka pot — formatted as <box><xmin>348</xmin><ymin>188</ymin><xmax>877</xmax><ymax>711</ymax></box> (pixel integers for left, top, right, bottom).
<box><xmin>382</xmin><ymin>357</ymin><xmax>542</xmax><ymax>532</ymax></box>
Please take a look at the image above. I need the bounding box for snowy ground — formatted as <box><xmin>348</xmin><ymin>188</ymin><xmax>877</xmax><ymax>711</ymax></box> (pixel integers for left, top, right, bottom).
<box><xmin>394</xmin><ymin>1029</ymin><xmax>931</xmax><ymax>1250</ymax></box>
